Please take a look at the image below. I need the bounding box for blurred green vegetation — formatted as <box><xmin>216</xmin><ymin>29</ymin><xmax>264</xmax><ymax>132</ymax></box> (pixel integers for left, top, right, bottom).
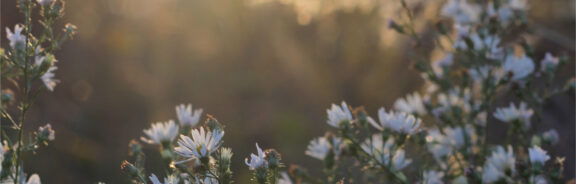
<box><xmin>1</xmin><ymin>0</ymin><xmax>574</xmax><ymax>183</ymax></box>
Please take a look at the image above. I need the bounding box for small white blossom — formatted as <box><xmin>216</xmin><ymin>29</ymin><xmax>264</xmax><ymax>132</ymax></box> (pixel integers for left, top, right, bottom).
<box><xmin>421</xmin><ymin>170</ymin><xmax>444</xmax><ymax>184</ymax></box>
<box><xmin>195</xmin><ymin>177</ymin><xmax>218</xmax><ymax>184</ymax></box>
<box><xmin>441</xmin><ymin>0</ymin><xmax>481</xmax><ymax>24</ymax></box>
<box><xmin>361</xmin><ymin>134</ymin><xmax>411</xmax><ymax>171</ymax></box>
<box><xmin>150</xmin><ymin>174</ymin><xmax>181</xmax><ymax>184</ymax></box>
<box><xmin>391</xmin><ymin>149</ymin><xmax>412</xmax><ymax>171</ymax></box>
<box><xmin>394</xmin><ymin>92</ymin><xmax>427</xmax><ymax>115</ymax></box>
<box><xmin>6</xmin><ymin>25</ymin><xmax>26</xmax><ymax>49</ymax></box>
<box><xmin>278</xmin><ymin>172</ymin><xmax>292</xmax><ymax>184</ymax></box>
<box><xmin>26</xmin><ymin>174</ymin><xmax>41</xmax><ymax>184</ymax></box>
<box><xmin>141</xmin><ymin>120</ymin><xmax>179</xmax><ymax>144</ymax></box>
<box><xmin>540</xmin><ymin>52</ymin><xmax>559</xmax><ymax>72</ymax></box>
<box><xmin>493</xmin><ymin>102</ymin><xmax>533</xmax><ymax>127</ymax></box>
<box><xmin>305</xmin><ymin>137</ymin><xmax>330</xmax><ymax>160</ymax></box>
<box><xmin>175</xmin><ymin>127</ymin><xmax>224</xmax><ymax>159</ymax></box>
<box><xmin>482</xmin><ymin>145</ymin><xmax>516</xmax><ymax>182</ymax></box>
<box><xmin>37</xmin><ymin>0</ymin><xmax>54</xmax><ymax>6</ymax></box>
<box><xmin>175</xmin><ymin>104</ymin><xmax>203</xmax><ymax>127</ymax></box>
<box><xmin>503</xmin><ymin>54</ymin><xmax>535</xmax><ymax>81</ymax></box>
<box><xmin>426</xmin><ymin>129</ymin><xmax>452</xmax><ymax>158</ymax></box>
<box><xmin>245</xmin><ymin>143</ymin><xmax>267</xmax><ymax>170</ymax></box>
<box><xmin>326</xmin><ymin>101</ymin><xmax>353</xmax><ymax>128</ymax></box>
<box><xmin>528</xmin><ymin>146</ymin><xmax>550</xmax><ymax>165</ymax></box>
<box><xmin>509</xmin><ymin>0</ymin><xmax>528</xmax><ymax>10</ymax></box>
<box><xmin>530</xmin><ymin>175</ymin><xmax>548</xmax><ymax>184</ymax></box>
<box><xmin>370</xmin><ymin>108</ymin><xmax>421</xmax><ymax>134</ymax></box>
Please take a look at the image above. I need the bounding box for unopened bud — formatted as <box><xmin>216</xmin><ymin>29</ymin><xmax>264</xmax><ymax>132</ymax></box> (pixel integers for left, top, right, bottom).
<box><xmin>265</xmin><ymin>149</ymin><xmax>281</xmax><ymax>170</ymax></box>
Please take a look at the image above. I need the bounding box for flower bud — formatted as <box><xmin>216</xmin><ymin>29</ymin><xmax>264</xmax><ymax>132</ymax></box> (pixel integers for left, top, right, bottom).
<box><xmin>1</xmin><ymin>89</ymin><xmax>15</xmax><ymax>106</ymax></box>
<box><xmin>128</xmin><ymin>139</ymin><xmax>142</xmax><ymax>156</ymax></box>
<box><xmin>120</xmin><ymin>160</ymin><xmax>139</xmax><ymax>177</ymax></box>
<box><xmin>63</xmin><ymin>23</ymin><xmax>78</xmax><ymax>39</ymax></box>
<box><xmin>37</xmin><ymin>123</ymin><xmax>55</xmax><ymax>142</ymax></box>
<box><xmin>265</xmin><ymin>149</ymin><xmax>281</xmax><ymax>170</ymax></box>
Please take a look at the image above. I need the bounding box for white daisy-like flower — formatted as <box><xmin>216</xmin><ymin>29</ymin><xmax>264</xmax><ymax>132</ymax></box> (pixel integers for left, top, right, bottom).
<box><xmin>444</xmin><ymin>125</ymin><xmax>476</xmax><ymax>148</ymax></box>
<box><xmin>391</xmin><ymin>149</ymin><xmax>412</xmax><ymax>171</ymax></box>
<box><xmin>37</xmin><ymin>0</ymin><xmax>53</xmax><ymax>6</ymax></box>
<box><xmin>26</xmin><ymin>174</ymin><xmax>41</xmax><ymax>184</ymax></box>
<box><xmin>426</xmin><ymin>129</ymin><xmax>452</xmax><ymax>158</ymax></box>
<box><xmin>278</xmin><ymin>172</ymin><xmax>292</xmax><ymax>184</ymax></box>
<box><xmin>305</xmin><ymin>137</ymin><xmax>330</xmax><ymax>160</ymax></box>
<box><xmin>305</xmin><ymin>136</ymin><xmax>344</xmax><ymax>160</ymax></box>
<box><xmin>394</xmin><ymin>92</ymin><xmax>427</xmax><ymax>115</ymax></box>
<box><xmin>421</xmin><ymin>170</ymin><xmax>444</xmax><ymax>184</ymax></box>
<box><xmin>482</xmin><ymin>145</ymin><xmax>516</xmax><ymax>182</ymax></box>
<box><xmin>370</xmin><ymin>108</ymin><xmax>422</xmax><ymax>134</ymax></box>
<box><xmin>528</xmin><ymin>146</ymin><xmax>550</xmax><ymax>165</ymax></box>
<box><xmin>245</xmin><ymin>143</ymin><xmax>267</xmax><ymax>170</ymax></box>
<box><xmin>540</xmin><ymin>52</ymin><xmax>559</xmax><ymax>72</ymax></box>
<box><xmin>493</xmin><ymin>102</ymin><xmax>533</xmax><ymax>127</ymax></box>
<box><xmin>175</xmin><ymin>127</ymin><xmax>224</xmax><ymax>159</ymax></box>
<box><xmin>502</xmin><ymin>54</ymin><xmax>535</xmax><ymax>81</ymax></box>
<box><xmin>149</xmin><ymin>174</ymin><xmax>181</xmax><ymax>184</ymax></box>
<box><xmin>175</xmin><ymin>104</ymin><xmax>203</xmax><ymax>127</ymax></box>
<box><xmin>441</xmin><ymin>0</ymin><xmax>481</xmax><ymax>24</ymax></box>
<box><xmin>195</xmin><ymin>177</ymin><xmax>218</xmax><ymax>184</ymax></box>
<box><xmin>6</xmin><ymin>24</ymin><xmax>26</xmax><ymax>49</ymax></box>
<box><xmin>326</xmin><ymin>101</ymin><xmax>353</xmax><ymax>128</ymax></box>
<box><xmin>141</xmin><ymin>120</ymin><xmax>179</xmax><ymax>145</ymax></box>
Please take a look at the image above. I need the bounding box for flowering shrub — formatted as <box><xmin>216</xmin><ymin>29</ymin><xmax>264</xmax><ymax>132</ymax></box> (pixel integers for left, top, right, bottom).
<box><xmin>2</xmin><ymin>0</ymin><xmax>573</xmax><ymax>183</ymax></box>
<box><xmin>1</xmin><ymin>0</ymin><xmax>77</xmax><ymax>183</ymax></box>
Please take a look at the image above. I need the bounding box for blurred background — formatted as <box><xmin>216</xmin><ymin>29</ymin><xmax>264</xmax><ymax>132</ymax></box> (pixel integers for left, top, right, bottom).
<box><xmin>1</xmin><ymin>0</ymin><xmax>575</xmax><ymax>183</ymax></box>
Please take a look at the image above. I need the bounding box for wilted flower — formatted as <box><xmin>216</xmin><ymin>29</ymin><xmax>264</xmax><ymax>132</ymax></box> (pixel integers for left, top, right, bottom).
<box><xmin>141</xmin><ymin>120</ymin><xmax>179</xmax><ymax>145</ymax></box>
<box><xmin>370</xmin><ymin>108</ymin><xmax>421</xmax><ymax>134</ymax></box>
<box><xmin>542</xmin><ymin>129</ymin><xmax>560</xmax><ymax>145</ymax></box>
<box><xmin>493</xmin><ymin>102</ymin><xmax>533</xmax><ymax>128</ymax></box>
<box><xmin>37</xmin><ymin>123</ymin><xmax>55</xmax><ymax>141</ymax></box>
<box><xmin>326</xmin><ymin>101</ymin><xmax>353</xmax><ymax>128</ymax></box>
<box><xmin>175</xmin><ymin>127</ymin><xmax>224</xmax><ymax>159</ymax></box>
<box><xmin>175</xmin><ymin>104</ymin><xmax>203</xmax><ymax>127</ymax></box>
<box><xmin>245</xmin><ymin>143</ymin><xmax>267</xmax><ymax>170</ymax></box>
<box><xmin>394</xmin><ymin>92</ymin><xmax>427</xmax><ymax>115</ymax></box>
<box><xmin>528</xmin><ymin>146</ymin><xmax>550</xmax><ymax>165</ymax></box>
<box><xmin>503</xmin><ymin>54</ymin><xmax>535</xmax><ymax>81</ymax></box>
<box><xmin>421</xmin><ymin>170</ymin><xmax>444</xmax><ymax>184</ymax></box>
<box><xmin>540</xmin><ymin>52</ymin><xmax>559</xmax><ymax>72</ymax></box>
<box><xmin>41</xmin><ymin>65</ymin><xmax>59</xmax><ymax>92</ymax></box>
<box><xmin>6</xmin><ymin>24</ymin><xmax>26</xmax><ymax>49</ymax></box>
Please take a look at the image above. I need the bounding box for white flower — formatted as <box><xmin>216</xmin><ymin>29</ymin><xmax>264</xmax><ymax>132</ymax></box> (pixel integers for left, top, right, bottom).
<box><xmin>37</xmin><ymin>0</ymin><xmax>53</xmax><ymax>6</ymax></box>
<box><xmin>370</xmin><ymin>108</ymin><xmax>421</xmax><ymax>134</ymax></box>
<box><xmin>421</xmin><ymin>170</ymin><xmax>444</xmax><ymax>184</ymax></box>
<box><xmin>540</xmin><ymin>52</ymin><xmax>559</xmax><ymax>72</ymax></box>
<box><xmin>482</xmin><ymin>163</ymin><xmax>503</xmax><ymax>183</ymax></box>
<box><xmin>149</xmin><ymin>174</ymin><xmax>181</xmax><ymax>184</ymax></box>
<box><xmin>530</xmin><ymin>175</ymin><xmax>548</xmax><ymax>184</ymax></box>
<box><xmin>502</xmin><ymin>54</ymin><xmax>535</xmax><ymax>80</ymax></box>
<box><xmin>141</xmin><ymin>120</ymin><xmax>179</xmax><ymax>144</ymax></box>
<box><xmin>41</xmin><ymin>65</ymin><xmax>58</xmax><ymax>92</ymax></box>
<box><xmin>6</xmin><ymin>24</ymin><xmax>26</xmax><ymax>49</ymax></box>
<box><xmin>26</xmin><ymin>174</ymin><xmax>41</xmax><ymax>184</ymax></box>
<box><xmin>426</xmin><ymin>129</ymin><xmax>452</xmax><ymax>158</ymax></box>
<box><xmin>175</xmin><ymin>127</ymin><xmax>224</xmax><ymax>159</ymax></box>
<box><xmin>483</xmin><ymin>145</ymin><xmax>516</xmax><ymax>182</ymax></box>
<box><xmin>245</xmin><ymin>143</ymin><xmax>267</xmax><ymax>170</ymax></box>
<box><xmin>305</xmin><ymin>136</ymin><xmax>343</xmax><ymax>160</ymax></box>
<box><xmin>391</xmin><ymin>149</ymin><xmax>412</xmax><ymax>171</ymax></box>
<box><xmin>441</xmin><ymin>0</ymin><xmax>481</xmax><ymax>24</ymax></box>
<box><xmin>195</xmin><ymin>177</ymin><xmax>218</xmax><ymax>184</ymax></box>
<box><xmin>444</xmin><ymin>125</ymin><xmax>476</xmax><ymax>148</ymax></box>
<box><xmin>326</xmin><ymin>101</ymin><xmax>353</xmax><ymax>128</ymax></box>
<box><xmin>528</xmin><ymin>146</ymin><xmax>550</xmax><ymax>165</ymax></box>
<box><xmin>278</xmin><ymin>172</ymin><xmax>292</xmax><ymax>184</ymax></box>
<box><xmin>394</xmin><ymin>92</ymin><xmax>427</xmax><ymax>115</ymax></box>
<box><xmin>493</xmin><ymin>102</ymin><xmax>533</xmax><ymax>127</ymax></box>
<box><xmin>175</xmin><ymin>104</ymin><xmax>203</xmax><ymax>127</ymax></box>
<box><xmin>509</xmin><ymin>0</ymin><xmax>528</xmax><ymax>10</ymax></box>
<box><xmin>542</xmin><ymin>129</ymin><xmax>560</xmax><ymax>145</ymax></box>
